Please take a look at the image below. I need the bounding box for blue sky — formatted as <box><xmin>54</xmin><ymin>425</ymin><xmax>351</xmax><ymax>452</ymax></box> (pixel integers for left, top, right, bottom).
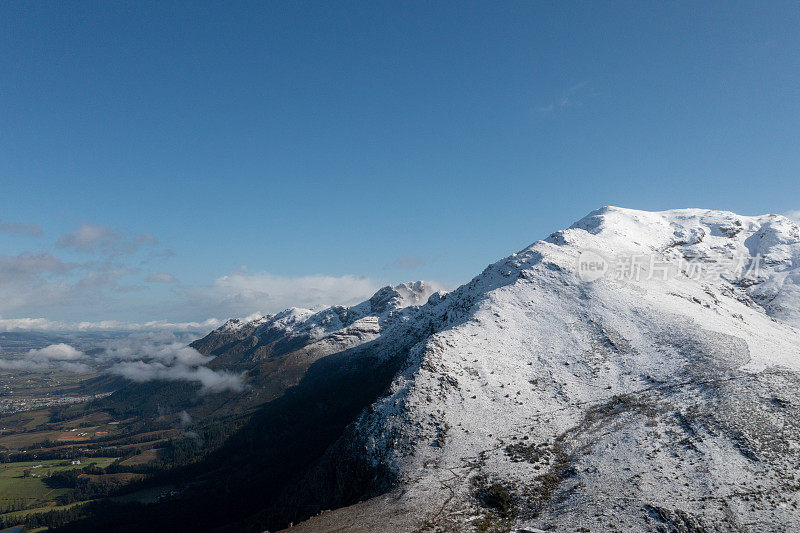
<box><xmin>1</xmin><ymin>1</ymin><xmax>799</xmax><ymax>326</ymax></box>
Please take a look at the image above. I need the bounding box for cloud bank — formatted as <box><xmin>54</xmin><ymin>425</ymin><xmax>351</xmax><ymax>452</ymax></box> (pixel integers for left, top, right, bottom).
<box><xmin>0</xmin><ymin>333</ymin><xmax>244</xmax><ymax>394</ymax></box>
<box><xmin>100</xmin><ymin>334</ymin><xmax>245</xmax><ymax>393</ymax></box>
<box><xmin>0</xmin><ymin>317</ymin><xmax>221</xmax><ymax>333</ymax></box>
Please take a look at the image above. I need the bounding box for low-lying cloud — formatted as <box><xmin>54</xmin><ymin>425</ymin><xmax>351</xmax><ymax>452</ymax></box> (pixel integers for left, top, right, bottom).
<box><xmin>0</xmin><ymin>332</ymin><xmax>244</xmax><ymax>394</ymax></box>
<box><xmin>0</xmin><ymin>343</ymin><xmax>90</xmax><ymax>373</ymax></box>
<box><xmin>28</xmin><ymin>343</ymin><xmax>85</xmax><ymax>361</ymax></box>
<box><xmin>98</xmin><ymin>333</ymin><xmax>243</xmax><ymax>393</ymax></box>
<box><xmin>100</xmin><ymin>333</ymin><xmax>213</xmax><ymax>366</ymax></box>
<box><xmin>107</xmin><ymin>361</ymin><xmax>244</xmax><ymax>393</ymax></box>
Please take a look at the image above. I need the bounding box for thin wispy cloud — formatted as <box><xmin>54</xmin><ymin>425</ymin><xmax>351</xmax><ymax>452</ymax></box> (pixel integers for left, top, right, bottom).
<box><xmin>56</xmin><ymin>223</ymin><xmax>117</xmax><ymax>252</ymax></box>
<box><xmin>146</xmin><ymin>248</ymin><xmax>176</xmax><ymax>261</ymax></box>
<box><xmin>147</xmin><ymin>273</ymin><xmax>177</xmax><ymax>283</ymax></box>
<box><xmin>537</xmin><ymin>80</ymin><xmax>590</xmax><ymax>113</ymax></box>
<box><xmin>0</xmin><ymin>219</ymin><xmax>42</xmax><ymax>238</ymax></box>
<box><xmin>76</xmin><ymin>264</ymin><xmax>136</xmax><ymax>292</ymax></box>
<box><xmin>57</xmin><ymin>223</ymin><xmax>157</xmax><ymax>255</ymax></box>
<box><xmin>786</xmin><ymin>210</ymin><xmax>800</xmax><ymax>222</ymax></box>
<box><xmin>0</xmin><ymin>252</ymin><xmax>75</xmax><ymax>281</ymax></box>
<box><xmin>0</xmin><ymin>357</ymin><xmax>89</xmax><ymax>373</ymax></box>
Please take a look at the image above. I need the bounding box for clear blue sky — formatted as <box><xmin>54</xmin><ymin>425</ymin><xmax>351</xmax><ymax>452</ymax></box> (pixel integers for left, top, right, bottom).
<box><xmin>1</xmin><ymin>1</ymin><xmax>799</xmax><ymax>325</ymax></box>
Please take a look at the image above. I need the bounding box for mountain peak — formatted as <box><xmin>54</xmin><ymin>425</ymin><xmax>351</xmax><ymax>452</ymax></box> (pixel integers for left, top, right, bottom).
<box><xmin>330</xmin><ymin>207</ymin><xmax>800</xmax><ymax>531</ymax></box>
<box><xmin>367</xmin><ymin>281</ymin><xmax>440</xmax><ymax>315</ymax></box>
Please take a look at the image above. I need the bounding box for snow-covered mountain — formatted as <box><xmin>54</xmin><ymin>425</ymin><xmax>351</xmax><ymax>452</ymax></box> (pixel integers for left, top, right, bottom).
<box><xmin>274</xmin><ymin>207</ymin><xmax>800</xmax><ymax>532</ymax></box>
<box><xmin>188</xmin><ymin>281</ymin><xmax>439</xmax><ymax>410</ymax></box>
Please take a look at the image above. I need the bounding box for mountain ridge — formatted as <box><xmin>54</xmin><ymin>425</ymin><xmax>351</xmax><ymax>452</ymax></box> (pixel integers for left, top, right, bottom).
<box><xmin>277</xmin><ymin>206</ymin><xmax>800</xmax><ymax>531</ymax></box>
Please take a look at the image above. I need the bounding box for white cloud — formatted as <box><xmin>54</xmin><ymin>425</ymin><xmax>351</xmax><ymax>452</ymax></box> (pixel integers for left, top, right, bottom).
<box><xmin>99</xmin><ymin>333</ymin><xmax>212</xmax><ymax>366</ymax></box>
<box><xmin>28</xmin><ymin>343</ymin><xmax>85</xmax><ymax>361</ymax></box>
<box><xmin>786</xmin><ymin>210</ymin><xmax>800</xmax><ymax>222</ymax></box>
<box><xmin>193</xmin><ymin>270</ymin><xmax>381</xmax><ymax>317</ymax></box>
<box><xmin>100</xmin><ymin>332</ymin><xmax>244</xmax><ymax>393</ymax></box>
<box><xmin>147</xmin><ymin>273</ymin><xmax>177</xmax><ymax>283</ymax></box>
<box><xmin>0</xmin><ymin>332</ymin><xmax>241</xmax><ymax>394</ymax></box>
<box><xmin>0</xmin><ymin>219</ymin><xmax>42</xmax><ymax>238</ymax></box>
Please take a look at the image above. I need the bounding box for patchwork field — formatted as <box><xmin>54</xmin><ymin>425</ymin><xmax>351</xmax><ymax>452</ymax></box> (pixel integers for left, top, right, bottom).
<box><xmin>0</xmin><ymin>458</ymin><xmax>117</xmax><ymax>511</ymax></box>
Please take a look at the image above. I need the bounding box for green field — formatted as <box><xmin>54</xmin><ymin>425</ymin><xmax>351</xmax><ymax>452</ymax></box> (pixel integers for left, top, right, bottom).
<box><xmin>0</xmin><ymin>458</ymin><xmax>117</xmax><ymax>511</ymax></box>
<box><xmin>0</xmin><ymin>499</ymin><xmax>88</xmax><ymax>520</ymax></box>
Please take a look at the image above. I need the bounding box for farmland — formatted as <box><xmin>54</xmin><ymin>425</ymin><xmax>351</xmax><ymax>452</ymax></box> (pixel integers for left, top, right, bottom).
<box><xmin>0</xmin><ymin>458</ymin><xmax>117</xmax><ymax>512</ymax></box>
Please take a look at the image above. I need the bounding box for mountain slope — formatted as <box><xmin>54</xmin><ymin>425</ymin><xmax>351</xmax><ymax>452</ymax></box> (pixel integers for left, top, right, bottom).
<box><xmin>287</xmin><ymin>207</ymin><xmax>800</xmax><ymax>532</ymax></box>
